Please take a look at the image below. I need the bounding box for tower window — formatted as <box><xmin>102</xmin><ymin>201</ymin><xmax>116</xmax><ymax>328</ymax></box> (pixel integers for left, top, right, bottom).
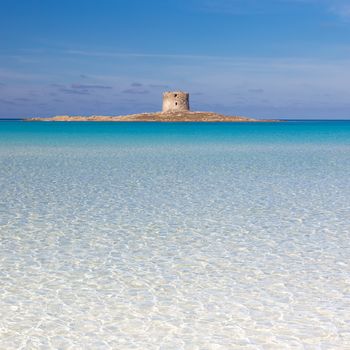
<box><xmin>174</xmin><ymin>94</ymin><xmax>177</xmax><ymax>97</ymax></box>
<box><xmin>175</xmin><ymin>102</ymin><xmax>178</xmax><ymax>106</ymax></box>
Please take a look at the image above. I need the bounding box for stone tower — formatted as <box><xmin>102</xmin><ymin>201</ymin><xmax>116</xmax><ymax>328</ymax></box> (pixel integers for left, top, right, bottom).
<box><xmin>162</xmin><ymin>91</ymin><xmax>190</xmax><ymax>113</ymax></box>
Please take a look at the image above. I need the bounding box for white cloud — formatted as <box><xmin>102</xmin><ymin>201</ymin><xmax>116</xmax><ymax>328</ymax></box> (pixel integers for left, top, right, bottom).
<box><xmin>329</xmin><ymin>3</ymin><xmax>350</xmax><ymax>18</ymax></box>
<box><xmin>189</xmin><ymin>0</ymin><xmax>350</xmax><ymax>18</ymax></box>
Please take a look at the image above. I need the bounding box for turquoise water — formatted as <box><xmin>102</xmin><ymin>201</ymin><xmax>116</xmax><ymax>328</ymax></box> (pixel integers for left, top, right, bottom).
<box><xmin>1</xmin><ymin>121</ymin><xmax>350</xmax><ymax>349</ymax></box>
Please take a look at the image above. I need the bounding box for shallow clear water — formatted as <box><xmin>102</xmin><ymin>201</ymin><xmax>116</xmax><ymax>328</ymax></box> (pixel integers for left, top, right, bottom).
<box><xmin>0</xmin><ymin>121</ymin><xmax>350</xmax><ymax>349</ymax></box>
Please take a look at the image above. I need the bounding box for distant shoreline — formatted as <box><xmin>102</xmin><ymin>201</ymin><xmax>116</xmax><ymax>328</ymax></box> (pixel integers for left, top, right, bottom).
<box><xmin>3</xmin><ymin>118</ymin><xmax>350</xmax><ymax>122</ymax></box>
<box><xmin>26</xmin><ymin>111</ymin><xmax>279</xmax><ymax>123</ymax></box>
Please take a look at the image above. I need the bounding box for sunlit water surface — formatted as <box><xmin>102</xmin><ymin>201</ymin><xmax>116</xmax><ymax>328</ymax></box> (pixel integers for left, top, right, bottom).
<box><xmin>0</xmin><ymin>121</ymin><xmax>350</xmax><ymax>349</ymax></box>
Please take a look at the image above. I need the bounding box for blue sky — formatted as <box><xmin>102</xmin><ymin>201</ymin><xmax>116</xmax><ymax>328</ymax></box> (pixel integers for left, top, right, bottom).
<box><xmin>1</xmin><ymin>0</ymin><xmax>350</xmax><ymax>119</ymax></box>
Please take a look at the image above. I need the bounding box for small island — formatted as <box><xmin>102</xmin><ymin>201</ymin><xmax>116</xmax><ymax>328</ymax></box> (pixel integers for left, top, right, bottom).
<box><xmin>27</xmin><ymin>91</ymin><xmax>277</xmax><ymax>122</ymax></box>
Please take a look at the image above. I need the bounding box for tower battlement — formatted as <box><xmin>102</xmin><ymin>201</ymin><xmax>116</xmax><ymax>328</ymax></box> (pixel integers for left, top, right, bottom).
<box><xmin>162</xmin><ymin>91</ymin><xmax>190</xmax><ymax>113</ymax></box>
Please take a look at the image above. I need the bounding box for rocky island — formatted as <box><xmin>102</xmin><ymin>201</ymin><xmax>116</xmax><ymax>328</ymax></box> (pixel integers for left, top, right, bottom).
<box><xmin>27</xmin><ymin>91</ymin><xmax>277</xmax><ymax>122</ymax></box>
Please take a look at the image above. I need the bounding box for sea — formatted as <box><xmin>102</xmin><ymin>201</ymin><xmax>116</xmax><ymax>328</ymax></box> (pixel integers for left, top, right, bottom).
<box><xmin>0</xmin><ymin>120</ymin><xmax>349</xmax><ymax>349</ymax></box>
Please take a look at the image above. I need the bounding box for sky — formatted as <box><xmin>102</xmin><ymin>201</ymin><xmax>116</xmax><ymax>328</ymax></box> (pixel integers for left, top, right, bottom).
<box><xmin>1</xmin><ymin>0</ymin><xmax>350</xmax><ymax>119</ymax></box>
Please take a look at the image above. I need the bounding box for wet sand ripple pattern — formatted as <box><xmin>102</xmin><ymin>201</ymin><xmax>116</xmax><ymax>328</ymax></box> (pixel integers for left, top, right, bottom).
<box><xmin>0</xmin><ymin>143</ymin><xmax>350</xmax><ymax>349</ymax></box>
